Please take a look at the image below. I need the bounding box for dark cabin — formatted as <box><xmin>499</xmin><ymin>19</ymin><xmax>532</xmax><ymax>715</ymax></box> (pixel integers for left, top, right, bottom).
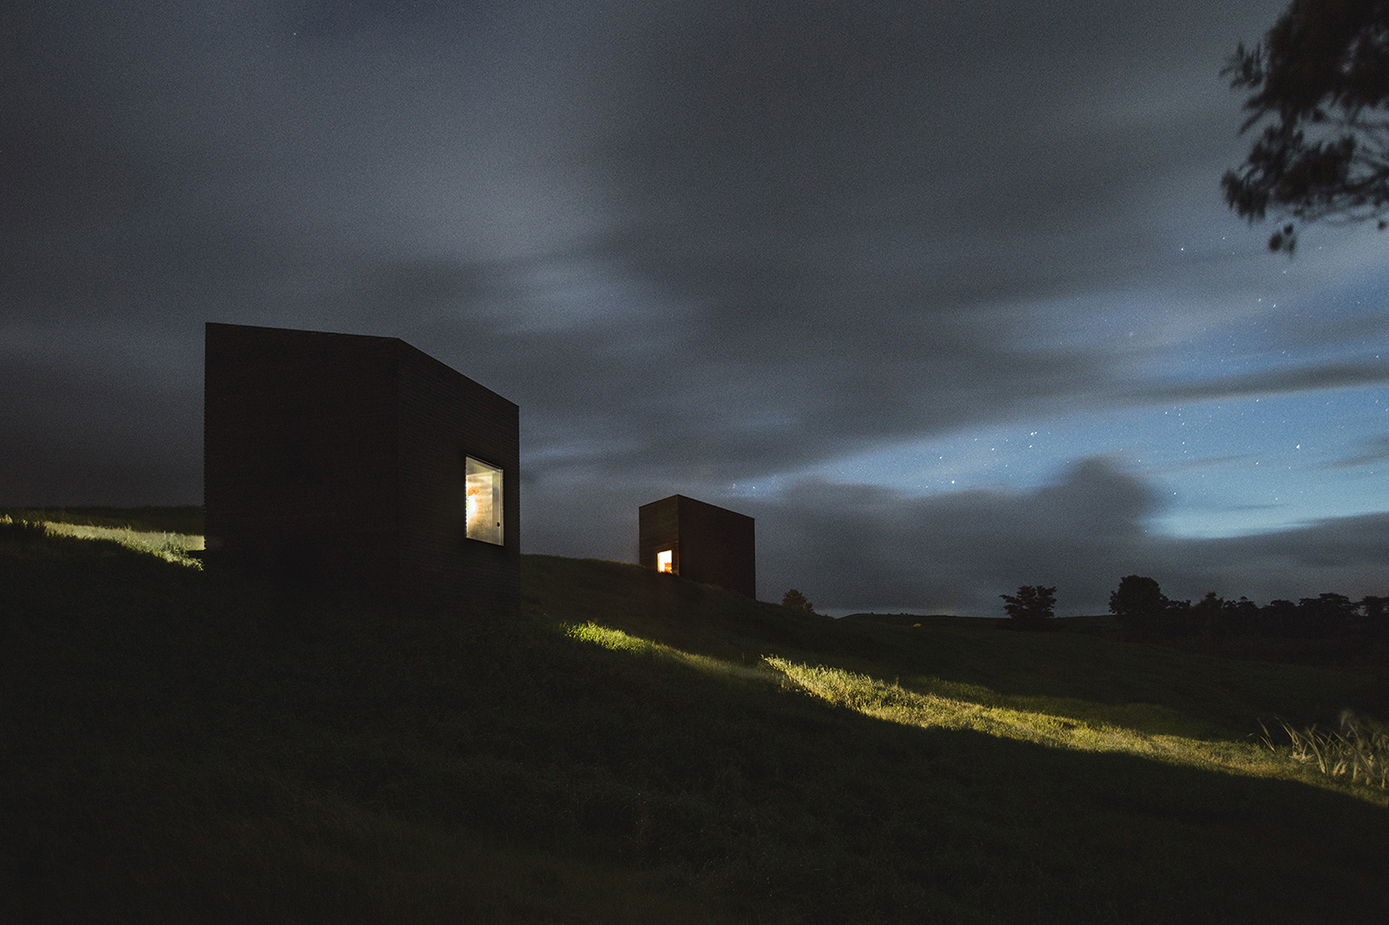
<box><xmin>638</xmin><ymin>494</ymin><xmax>756</xmax><ymax>598</ymax></box>
<box><xmin>204</xmin><ymin>322</ymin><xmax>519</xmax><ymax>617</ymax></box>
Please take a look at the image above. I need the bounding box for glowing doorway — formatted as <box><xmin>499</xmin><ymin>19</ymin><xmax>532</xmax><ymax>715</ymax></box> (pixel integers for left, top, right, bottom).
<box><xmin>656</xmin><ymin>549</ymin><xmax>674</xmax><ymax>573</ymax></box>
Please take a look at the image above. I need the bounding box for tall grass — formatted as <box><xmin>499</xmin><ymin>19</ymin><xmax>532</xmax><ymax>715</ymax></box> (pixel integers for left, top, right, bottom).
<box><xmin>0</xmin><ymin>514</ymin><xmax>203</xmax><ymax>567</ymax></box>
<box><xmin>1261</xmin><ymin>712</ymin><xmax>1389</xmax><ymax>789</ymax></box>
<box><xmin>0</xmin><ymin>505</ymin><xmax>203</xmax><ymax>535</ymax></box>
<box><xmin>41</xmin><ymin>520</ymin><xmax>204</xmax><ymax>567</ymax></box>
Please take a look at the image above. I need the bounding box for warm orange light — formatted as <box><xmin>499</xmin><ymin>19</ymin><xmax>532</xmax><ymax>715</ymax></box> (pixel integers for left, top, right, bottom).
<box><xmin>465</xmin><ymin>457</ymin><xmax>503</xmax><ymax>545</ymax></box>
<box><xmin>657</xmin><ymin>549</ymin><xmax>673</xmax><ymax>573</ymax></box>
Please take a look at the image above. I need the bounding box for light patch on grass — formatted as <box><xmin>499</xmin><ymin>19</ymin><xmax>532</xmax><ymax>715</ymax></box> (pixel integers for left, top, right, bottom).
<box><xmin>764</xmin><ymin>656</ymin><xmax>1389</xmax><ymax>804</ymax></box>
<box><xmin>41</xmin><ymin>520</ymin><xmax>204</xmax><ymax>568</ymax></box>
<box><xmin>562</xmin><ymin>618</ymin><xmax>1389</xmax><ymax>804</ymax></box>
<box><xmin>562</xmin><ymin>622</ymin><xmax>779</xmax><ymax>686</ymax></box>
<box><xmin>565</xmin><ymin>621</ymin><xmax>654</xmax><ymax>653</ymax></box>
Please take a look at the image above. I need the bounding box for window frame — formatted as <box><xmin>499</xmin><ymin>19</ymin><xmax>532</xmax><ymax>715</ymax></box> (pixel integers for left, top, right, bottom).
<box><xmin>464</xmin><ymin>456</ymin><xmax>504</xmax><ymax>546</ymax></box>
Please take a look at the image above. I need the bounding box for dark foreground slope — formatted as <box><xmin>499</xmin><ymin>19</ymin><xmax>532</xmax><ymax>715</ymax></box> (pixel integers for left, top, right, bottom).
<box><xmin>2</xmin><ymin>529</ymin><xmax>1386</xmax><ymax>924</ymax></box>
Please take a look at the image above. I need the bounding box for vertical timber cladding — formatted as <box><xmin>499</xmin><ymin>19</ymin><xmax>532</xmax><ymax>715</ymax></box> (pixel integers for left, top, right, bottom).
<box><xmin>204</xmin><ymin>323</ymin><xmax>519</xmax><ymax>617</ymax></box>
<box><xmin>638</xmin><ymin>495</ymin><xmax>756</xmax><ymax>598</ymax></box>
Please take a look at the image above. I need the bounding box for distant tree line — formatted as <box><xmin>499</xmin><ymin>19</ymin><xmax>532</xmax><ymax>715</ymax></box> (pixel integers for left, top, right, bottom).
<box><xmin>1108</xmin><ymin>574</ymin><xmax>1389</xmax><ymax>663</ymax></box>
<box><xmin>999</xmin><ymin>576</ymin><xmax>1388</xmax><ymax>660</ymax></box>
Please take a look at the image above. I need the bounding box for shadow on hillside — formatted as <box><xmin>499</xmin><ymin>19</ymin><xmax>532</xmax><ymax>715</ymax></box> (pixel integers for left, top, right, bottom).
<box><xmin>5</xmin><ymin>543</ymin><xmax>1389</xmax><ymax>924</ymax></box>
<box><xmin>522</xmin><ymin>556</ymin><xmax>1389</xmax><ymax>737</ymax></box>
<box><xmin>543</xmin><ymin>604</ymin><xmax>1389</xmax><ymax>921</ymax></box>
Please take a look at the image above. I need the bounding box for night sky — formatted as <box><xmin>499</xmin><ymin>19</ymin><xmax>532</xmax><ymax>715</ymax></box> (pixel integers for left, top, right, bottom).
<box><xmin>5</xmin><ymin>0</ymin><xmax>1387</xmax><ymax>615</ymax></box>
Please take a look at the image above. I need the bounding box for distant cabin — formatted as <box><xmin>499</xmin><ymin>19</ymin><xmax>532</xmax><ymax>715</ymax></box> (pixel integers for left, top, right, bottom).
<box><xmin>638</xmin><ymin>494</ymin><xmax>756</xmax><ymax>598</ymax></box>
<box><xmin>204</xmin><ymin>322</ymin><xmax>519</xmax><ymax>617</ymax></box>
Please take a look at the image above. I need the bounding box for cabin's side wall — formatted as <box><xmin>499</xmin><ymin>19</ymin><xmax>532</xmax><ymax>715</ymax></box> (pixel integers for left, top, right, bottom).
<box><xmin>395</xmin><ymin>341</ymin><xmax>520</xmax><ymax>618</ymax></box>
<box><xmin>204</xmin><ymin>323</ymin><xmax>401</xmax><ymax>607</ymax></box>
<box><xmin>205</xmin><ymin>322</ymin><xmax>520</xmax><ymax>618</ymax></box>
<box><xmin>638</xmin><ymin>494</ymin><xmax>755</xmax><ymax>599</ymax></box>
<box><xmin>676</xmin><ymin>496</ymin><xmax>756</xmax><ymax>599</ymax></box>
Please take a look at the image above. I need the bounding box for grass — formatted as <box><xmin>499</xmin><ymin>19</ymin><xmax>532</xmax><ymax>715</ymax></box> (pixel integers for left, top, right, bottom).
<box><xmin>1260</xmin><ymin>713</ymin><xmax>1389</xmax><ymax>790</ymax></box>
<box><xmin>0</xmin><ymin>508</ymin><xmax>204</xmax><ymax>567</ymax></box>
<box><xmin>3</xmin><ymin>520</ymin><xmax>1388</xmax><ymax>923</ymax></box>
<box><xmin>0</xmin><ymin>505</ymin><xmax>204</xmax><ymax>534</ymax></box>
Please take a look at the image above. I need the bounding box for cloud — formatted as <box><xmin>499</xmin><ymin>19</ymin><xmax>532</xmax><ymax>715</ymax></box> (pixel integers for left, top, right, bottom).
<box><xmin>5</xmin><ymin>0</ymin><xmax>1385</xmax><ymax>617</ymax></box>
<box><xmin>748</xmin><ymin>457</ymin><xmax>1158</xmax><ymax>615</ymax></box>
<box><xmin>3</xmin><ymin>0</ymin><xmax>1288</xmax><ymax>490</ymax></box>
<box><xmin>1147</xmin><ymin>361</ymin><xmax>1389</xmax><ymax>403</ymax></box>
<box><xmin>741</xmin><ymin>457</ymin><xmax>1389</xmax><ymax>616</ymax></box>
<box><xmin>1327</xmin><ymin>435</ymin><xmax>1389</xmax><ymax>471</ymax></box>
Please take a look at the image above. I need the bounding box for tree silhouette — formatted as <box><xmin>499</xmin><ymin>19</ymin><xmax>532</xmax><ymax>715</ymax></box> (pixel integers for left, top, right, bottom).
<box><xmin>1109</xmin><ymin>575</ymin><xmax>1169</xmax><ymax>627</ymax></box>
<box><xmin>1297</xmin><ymin>592</ymin><xmax>1358</xmax><ymax>637</ymax></box>
<box><xmin>1102</xmin><ymin>574</ymin><xmax>1389</xmax><ymax>662</ymax></box>
<box><xmin>1191</xmin><ymin>591</ymin><xmax>1225</xmax><ymax>638</ymax></box>
<box><xmin>1000</xmin><ymin>585</ymin><xmax>1056</xmax><ymax>631</ymax></box>
<box><xmin>781</xmin><ymin>589</ymin><xmax>815</xmax><ymax>613</ymax></box>
<box><xmin>1362</xmin><ymin>595</ymin><xmax>1389</xmax><ymax>638</ymax></box>
<box><xmin>1222</xmin><ymin>0</ymin><xmax>1389</xmax><ymax>254</ymax></box>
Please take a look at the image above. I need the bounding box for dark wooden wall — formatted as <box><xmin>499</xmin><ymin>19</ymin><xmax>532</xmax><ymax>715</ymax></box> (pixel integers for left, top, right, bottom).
<box><xmin>204</xmin><ymin>322</ymin><xmax>519</xmax><ymax>618</ymax></box>
<box><xmin>638</xmin><ymin>495</ymin><xmax>756</xmax><ymax>599</ymax></box>
<box><xmin>395</xmin><ymin>335</ymin><xmax>520</xmax><ymax>618</ymax></box>
<box><xmin>638</xmin><ymin>495</ymin><xmax>682</xmax><ymax>577</ymax></box>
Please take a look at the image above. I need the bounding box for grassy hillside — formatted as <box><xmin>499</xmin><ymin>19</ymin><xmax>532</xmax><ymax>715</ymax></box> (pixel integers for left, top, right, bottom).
<box><xmin>0</xmin><ymin>505</ymin><xmax>204</xmax><ymax>535</ymax></box>
<box><xmin>2</xmin><ymin>517</ymin><xmax>1387</xmax><ymax>923</ymax></box>
<box><xmin>1</xmin><ymin>507</ymin><xmax>204</xmax><ymax>567</ymax></box>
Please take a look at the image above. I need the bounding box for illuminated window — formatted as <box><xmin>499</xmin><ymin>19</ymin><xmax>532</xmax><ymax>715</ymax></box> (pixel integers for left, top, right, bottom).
<box><xmin>465</xmin><ymin>457</ymin><xmax>503</xmax><ymax>545</ymax></box>
<box><xmin>657</xmin><ymin>549</ymin><xmax>673</xmax><ymax>573</ymax></box>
